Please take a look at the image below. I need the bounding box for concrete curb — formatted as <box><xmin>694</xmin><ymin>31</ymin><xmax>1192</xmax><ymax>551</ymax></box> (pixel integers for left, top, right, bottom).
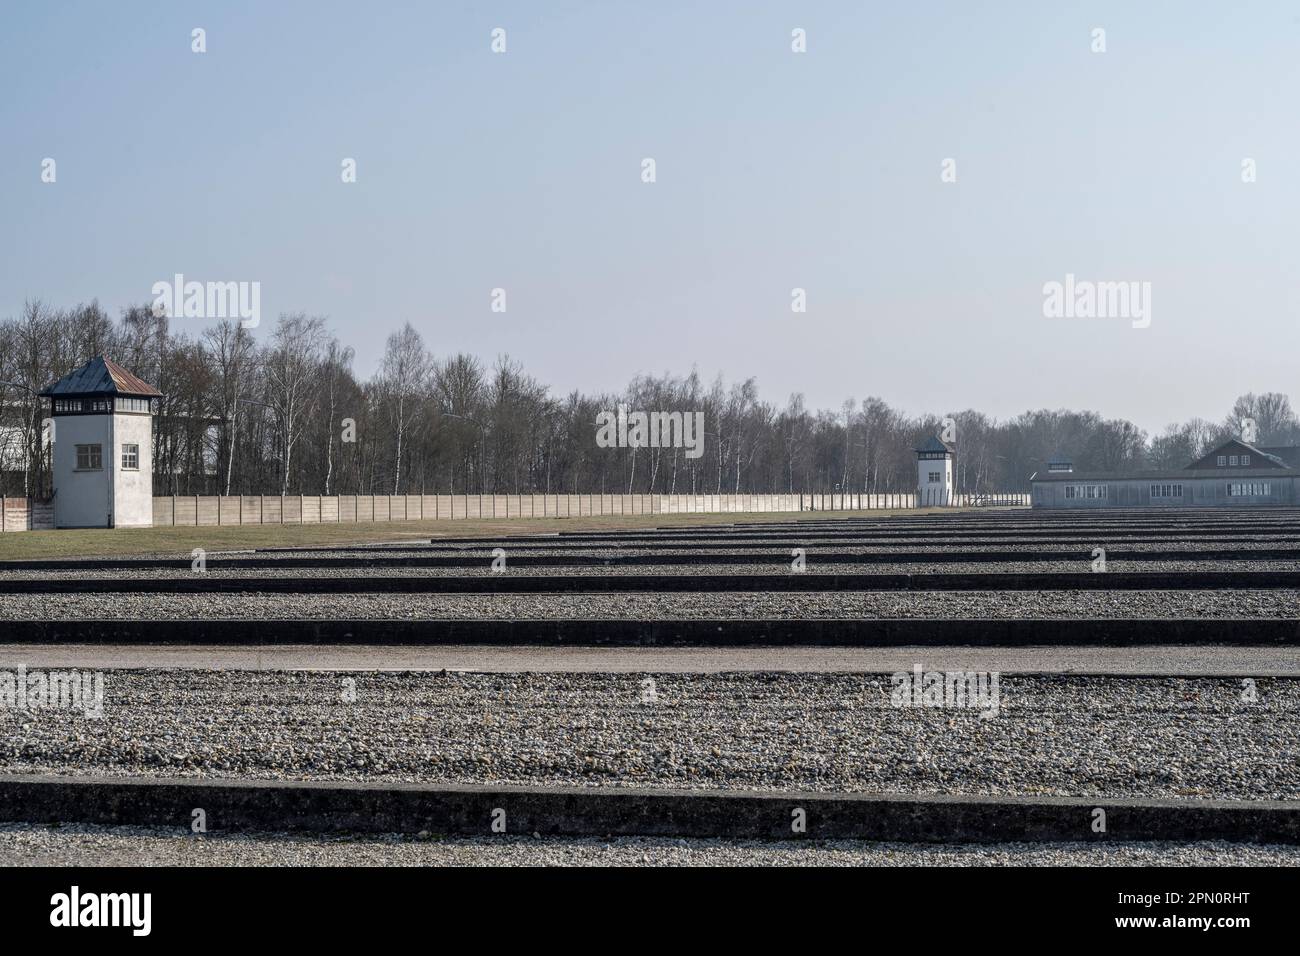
<box><xmin>1</xmin><ymin>618</ymin><xmax>1297</xmax><ymax>646</ymax></box>
<box><xmin>1</xmin><ymin>775</ymin><xmax>1296</xmax><ymax>843</ymax></box>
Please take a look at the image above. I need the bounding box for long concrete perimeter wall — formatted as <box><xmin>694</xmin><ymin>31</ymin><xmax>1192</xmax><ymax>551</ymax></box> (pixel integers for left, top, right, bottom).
<box><xmin>0</xmin><ymin>491</ymin><xmax>1031</xmax><ymax>531</ymax></box>
<box><xmin>0</xmin><ymin>497</ymin><xmax>53</xmax><ymax>533</ymax></box>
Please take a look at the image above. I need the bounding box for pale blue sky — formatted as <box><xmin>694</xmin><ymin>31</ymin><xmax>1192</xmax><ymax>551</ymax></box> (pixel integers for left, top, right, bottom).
<box><xmin>3</xmin><ymin>1</ymin><xmax>1298</xmax><ymax>432</ymax></box>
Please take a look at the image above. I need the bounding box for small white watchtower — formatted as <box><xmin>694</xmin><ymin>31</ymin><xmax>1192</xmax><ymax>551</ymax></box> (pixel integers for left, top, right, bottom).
<box><xmin>915</xmin><ymin>435</ymin><xmax>956</xmax><ymax>506</ymax></box>
<box><xmin>40</xmin><ymin>356</ymin><xmax>161</xmax><ymax>528</ymax></box>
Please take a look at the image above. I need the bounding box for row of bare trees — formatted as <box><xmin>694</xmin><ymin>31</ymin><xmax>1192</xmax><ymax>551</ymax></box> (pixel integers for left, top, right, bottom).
<box><xmin>2</xmin><ymin>300</ymin><xmax>1296</xmax><ymax>499</ymax></box>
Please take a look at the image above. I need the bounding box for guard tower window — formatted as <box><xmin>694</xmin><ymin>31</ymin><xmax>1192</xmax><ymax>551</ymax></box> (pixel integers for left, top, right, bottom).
<box><xmin>75</xmin><ymin>444</ymin><xmax>103</xmax><ymax>471</ymax></box>
<box><xmin>121</xmin><ymin>444</ymin><xmax>140</xmax><ymax>470</ymax></box>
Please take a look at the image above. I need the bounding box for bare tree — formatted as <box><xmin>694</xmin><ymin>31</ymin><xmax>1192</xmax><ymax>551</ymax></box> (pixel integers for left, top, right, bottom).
<box><xmin>11</xmin><ymin>297</ymin><xmax>1300</xmax><ymax>501</ymax></box>
<box><xmin>1226</xmin><ymin>393</ymin><xmax>1300</xmax><ymax>446</ymax></box>
<box><xmin>320</xmin><ymin>339</ymin><xmax>356</xmax><ymax>496</ymax></box>
<box><xmin>203</xmin><ymin>320</ymin><xmax>257</xmax><ymax>496</ymax></box>
<box><xmin>433</xmin><ymin>353</ymin><xmax>486</xmax><ymax>493</ymax></box>
<box><xmin>378</xmin><ymin>323</ymin><xmax>428</xmax><ymax>494</ymax></box>
<box><xmin>263</xmin><ymin>314</ymin><xmax>327</xmax><ymax>495</ymax></box>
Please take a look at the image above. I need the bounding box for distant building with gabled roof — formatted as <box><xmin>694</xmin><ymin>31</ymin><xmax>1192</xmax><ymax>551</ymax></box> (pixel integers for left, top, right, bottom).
<box><xmin>1031</xmin><ymin>437</ymin><xmax>1300</xmax><ymax>508</ymax></box>
<box><xmin>1183</xmin><ymin>438</ymin><xmax>1295</xmax><ymax>471</ymax></box>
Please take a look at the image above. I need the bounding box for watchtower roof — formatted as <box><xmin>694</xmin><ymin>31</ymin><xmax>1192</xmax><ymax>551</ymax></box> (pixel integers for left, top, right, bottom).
<box><xmin>915</xmin><ymin>435</ymin><xmax>955</xmax><ymax>455</ymax></box>
<box><xmin>39</xmin><ymin>356</ymin><xmax>161</xmax><ymax>399</ymax></box>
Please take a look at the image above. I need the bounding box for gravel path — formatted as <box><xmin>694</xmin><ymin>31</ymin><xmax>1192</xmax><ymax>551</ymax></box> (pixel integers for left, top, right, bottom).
<box><xmin>414</xmin><ymin>541</ymin><xmax>1300</xmax><ymax>555</ymax></box>
<box><xmin>8</xmin><ymin>560</ymin><xmax>1300</xmax><ymax>581</ymax></box>
<box><xmin>11</xmin><ymin>540</ymin><xmax>1300</xmax><ymax>565</ymax></box>
<box><xmin>1</xmin><ymin>671</ymin><xmax>1295</xmax><ymax>799</ymax></box>
<box><xmin>5</xmin><ymin>643</ymin><xmax>1298</xmax><ymax>675</ymax></box>
<box><xmin>1</xmin><ymin>823</ymin><xmax>1294</xmax><ymax>866</ymax></box>
<box><xmin>4</xmin><ymin>589</ymin><xmax>1300</xmax><ymax>619</ymax></box>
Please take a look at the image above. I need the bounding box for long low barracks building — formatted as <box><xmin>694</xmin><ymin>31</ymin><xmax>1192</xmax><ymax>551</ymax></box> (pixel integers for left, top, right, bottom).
<box><xmin>1030</xmin><ymin>439</ymin><xmax>1300</xmax><ymax>509</ymax></box>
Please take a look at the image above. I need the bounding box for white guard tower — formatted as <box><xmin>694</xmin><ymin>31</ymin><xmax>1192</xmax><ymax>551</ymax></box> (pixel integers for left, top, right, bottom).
<box><xmin>915</xmin><ymin>435</ymin><xmax>955</xmax><ymax>506</ymax></box>
<box><xmin>40</xmin><ymin>356</ymin><xmax>161</xmax><ymax>528</ymax></box>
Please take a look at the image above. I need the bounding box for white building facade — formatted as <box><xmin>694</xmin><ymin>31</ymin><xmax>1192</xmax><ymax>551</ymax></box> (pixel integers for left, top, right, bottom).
<box><xmin>39</xmin><ymin>357</ymin><xmax>161</xmax><ymax>528</ymax></box>
<box><xmin>915</xmin><ymin>436</ymin><xmax>956</xmax><ymax>506</ymax></box>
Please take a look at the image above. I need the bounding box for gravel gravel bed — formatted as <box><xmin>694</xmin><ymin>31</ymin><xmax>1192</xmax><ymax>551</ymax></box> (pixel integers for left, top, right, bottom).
<box><xmin>391</xmin><ymin>538</ymin><xmax>1300</xmax><ymax>550</ymax></box>
<box><xmin>1</xmin><ymin>672</ymin><xmax>1295</xmax><ymax>799</ymax></box>
<box><xmin>10</xmin><ymin>539</ymin><xmax>1300</xmax><ymax>566</ymax></box>
<box><xmin>415</xmin><ymin>540</ymin><xmax>1300</xmax><ymax>554</ymax></box>
<box><xmin>4</xmin><ymin>589</ymin><xmax>1300</xmax><ymax>619</ymax></box>
<box><xmin>0</xmin><ymin>824</ymin><xmax>1293</xmax><ymax>866</ymax></box>
<box><xmin>8</xmin><ymin>561</ymin><xmax>1300</xmax><ymax>581</ymax></box>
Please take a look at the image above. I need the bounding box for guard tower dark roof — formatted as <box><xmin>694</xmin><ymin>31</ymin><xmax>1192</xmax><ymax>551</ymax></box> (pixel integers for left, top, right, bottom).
<box><xmin>915</xmin><ymin>436</ymin><xmax>955</xmax><ymax>456</ymax></box>
<box><xmin>39</xmin><ymin>356</ymin><xmax>162</xmax><ymax>399</ymax></box>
